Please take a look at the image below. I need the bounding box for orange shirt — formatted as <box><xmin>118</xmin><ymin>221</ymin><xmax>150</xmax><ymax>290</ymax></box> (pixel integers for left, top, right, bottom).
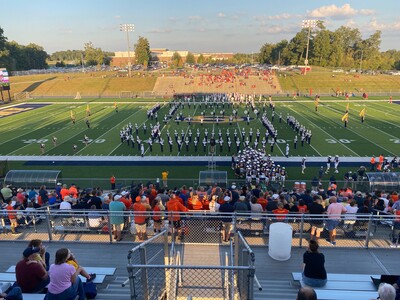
<box><xmin>257</xmin><ymin>198</ymin><xmax>268</xmax><ymax>211</ymax></box>
<box><xmin>110</xmin><ymin>176</ymin><xmax>116</xmax><ymax>184</ymax></box>
<box><xmin>166</xmin><ymin>198</ymin><xmax>189</xmax><ymax>221</ymax></box>
<box><xmin>68</xmin><ymin>186</ymin><xmax>78</xmax><ymax>198</ymax></box>
<box><xmin>7</xmin><ymin>205</ymin><xmax>17</xmax><ymax>220</ymax></box>
<box><xmin>60</xmin><ymin>188</ymin><xmax>69</xmax><ymax>200</ymax></box>
<box><xmin>298</xmin><ymin>205</ymin><xmax>308</xmax><ymax>213</ymax></box>
<box><xmin>120</xmin><ymin>197</ymin><xmax>132</xmax><ymax>209</ymax></box>
<box><xmin>272</xmin><ymin>208</ymin><xmax>289</xmax><ymax>220</ymax></box>
<box><xmin>133</xmin><ymin>202</ymin><xmax>147</xmax><ymax>224</ymax></box>
<box><xmin>370</xmin><ymin>157</ymin><xmax>375</xmax><ymax>164</ymax></box>
<box><xmin>379</xmin><ymin>155</ymin><xmax>384</xmax><ymax>164</ymax></box>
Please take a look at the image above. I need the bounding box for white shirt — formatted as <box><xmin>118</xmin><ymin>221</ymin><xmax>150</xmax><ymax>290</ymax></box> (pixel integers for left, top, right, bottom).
<box><xmin>59</xmin><ymin>201</ymin><xmax>72</xmax><ymax>210</ymax></box>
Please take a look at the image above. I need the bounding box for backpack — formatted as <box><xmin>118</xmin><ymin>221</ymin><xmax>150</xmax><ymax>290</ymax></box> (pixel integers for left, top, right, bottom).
<box><xmin>84</xmin><ymin>281</ymin><xmax>97</xmax><ymax>299</ymax></box>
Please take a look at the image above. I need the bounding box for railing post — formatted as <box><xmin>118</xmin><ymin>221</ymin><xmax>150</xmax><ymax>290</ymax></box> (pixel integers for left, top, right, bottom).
<box><xmin>139</xmin><ymin>246</ymin><xmax>149</xmax><ymax>300</ymax></box>
<box><xmin>45</xmin><ymin>207</ymin><xmax>53</xmax><ymax>241</ymax></box>
<box><xmin>365</xmin><ymin>214</ymin><xmax>373</xmax><ymax>249</ymax></box>
<box><xmin>234</xmin><ymin>233</ymin><xmax>239</xmax><ymax>267</ymax></box>
<box><xmin>107</xmin><ymin>213</ymin><xmax>113</xmax><ymax>243</ymax></box>
<box><xmin>247</xmin><ymin>267</ymin><xmax>255</xmax><ymax>300</ymax></box>
<box><xmin>299</xmin><ymin>214</ymin><xmax>305</xmax><ymax>248</ymax></box>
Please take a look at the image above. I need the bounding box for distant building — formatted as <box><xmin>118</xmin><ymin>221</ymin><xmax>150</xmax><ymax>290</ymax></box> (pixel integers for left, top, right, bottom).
<box><xmin>110</xmin><ymin>49</ymin><xmax>234</xmax><ymax>67</ymax></box>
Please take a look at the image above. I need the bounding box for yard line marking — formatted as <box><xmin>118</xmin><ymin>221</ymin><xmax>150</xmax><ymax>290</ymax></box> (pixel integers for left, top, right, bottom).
<box><xmin>286</xmin><ymin>105</ymin><xmax>359</xmax><ymax>156</ymax></box>
<box><xmin>322</xmin><ymin>104</ymin><xmax>397</xmax><ymax>156</ymax></box>
<box><xmin>104</xmin><ymin>107</ymin><xmax>149</xmax><ymax>156</ymax></box>
<box><xmin>6</xmin><ymin>104</ymin><xmax>87</xmax><ymax>155</ymax></box>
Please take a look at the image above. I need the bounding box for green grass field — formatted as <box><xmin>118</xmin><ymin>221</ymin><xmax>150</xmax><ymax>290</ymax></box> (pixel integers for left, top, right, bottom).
<box><xmin>1</xmin><ymin>98</ymin><xmax>399</xmax><ymax>157</ymax></box>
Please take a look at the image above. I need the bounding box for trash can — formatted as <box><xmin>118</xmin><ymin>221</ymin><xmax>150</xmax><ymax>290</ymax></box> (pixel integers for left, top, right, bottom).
<box><xmin>268</xmin><ymin>222</ymin><xmax>292</xmax><ymax>261</ymax></box>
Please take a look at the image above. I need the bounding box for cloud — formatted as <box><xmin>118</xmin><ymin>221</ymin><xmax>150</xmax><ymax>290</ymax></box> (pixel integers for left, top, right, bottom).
<box><xmin>359</xmin><ymin>9</ymin><xmax>374</xmax><ymax>16</ymax></box>
<box><xmin>188</xmin><ymin>16</ymin><xmax>202</xmax><ymax>22</ymax></box>
<box><xmin>147</xmin><ymin>28</ymin><xmax>173</xmax><ymax>34</ymax></box>
<box><xmin>59</xmin><ymin>28</ymin><xmax>73</xmax><ymax>34</ymax></box>
<box><xmin>217</xmin><ymin>12</ymin><xmax>226</xmax><ymax>18</ymax></box>
<box><xmin>267</xmin><ymin>13</ymin><xmax>295</xmax><ymax>20</ymax></box>
<box><xmin>257</xmin><ymin>24</ymin><xmax>295</xmax><ymax>35</ymax></box>
<box><xmin>308</xmin><ymin>4</ymin><xmax>373</xmax><ymax>20</ymax></box>
<box><xmin>114</xmin><ymin>15</ymin><xmax>121</xmax><ymax>19</ymax></box>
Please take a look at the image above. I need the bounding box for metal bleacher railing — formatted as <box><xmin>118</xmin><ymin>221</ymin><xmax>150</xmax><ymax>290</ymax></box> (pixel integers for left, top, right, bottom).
<box><xmin>125</xmin><ymin>229</ymin><xmax>255</xmax><ymax>300</ymax></box>
<box><xmin>1</xmin><ymin>209</ymin><xmax>399</xmax><ymax>249</ymax></box>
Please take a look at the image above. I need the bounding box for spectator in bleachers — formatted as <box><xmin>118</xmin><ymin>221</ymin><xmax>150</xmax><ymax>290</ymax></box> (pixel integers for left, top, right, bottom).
<box><xmin>257</xmin><ymin>192</ymin><xmax>268</xmax><ymax>211</ymax></box>
<box><xmin>101</xmin><ymin>195</ymin><xmax>110</xmax><ymax>210</ymax></box>
<box><xmin>326</xmin><ymin>196</ymin><xmax>346</xmax><ymax>245</ymax></box>
<box><xmin>1</xmin><ymin>184</ymin><xmax>13</xmax><ymax>202</ymax></box>
<box><xmin>28</xmin><ymin>239</ymin><xmax>50</xmax><ymax>271</ymax></box>
<box><xmin>153</xmin><ymin>197</ymin><xmax>165</xmax><ymax>233</ymax></box>
<box><xmin>66</xmin><ymin>250</ymin><xmax>96</xmax><ymax>282</ymax></box>
<box><xmin>28</xmin><ymin>187</ymin><xmax>38</xmax><ymax>203</ymax></box>
<box><xmin>309</xmin><ymin>196</ymin><xmax>325</xmax><ymax>241</ymax></box>
<box><xmin>60</xmin><ymin>184</ymin><xmax>69</xmax><ymax>200</ymax></box>
<box><xmin>166</xmin><ymin>193</ymin><xmax>189</xmax><ymax>237</ymax></box>
<box><xmin>296</xmin><ymin>287</ymin><xmax>317</xmax><ymax>300</ymax></box>
<box><xmin>38</xmin><ymin>185</ymin><xmax>49</xmax><ymax>205</ymax></box>
<box><xmin>378</xmin><ymin>283</ymin><xmax>396</xmax><ymax>300</ymax></box>
<box><xmin>5</xmin><ymin>198</ymin><xmax>20</xmax><ymax>234</ymax></box>
<box><xmin>302</xmin><ymin>240</ymin><xmax>327</xmax><ymax>287</ymax></box>
<box><xmin>0</xmin><ymin>285</ymin><xmax>22</xmax><ymax>300</ymax></box>
<box><xmin>59</xmin><ymin>195</ymin><xmax>73</xmax><ymax>210</ymax></box>
<box><xmin>234</xmin><ymin>196</ymin><xmax>249</xmax><ymax>212</ymax></box>
<box><xmin>16</xmin><ymin>188</ymin><xmax>26</xmax><ymax>206</ymax></box>
<box><xmin>68</xmin><ymin>184</ymin><xmax>78</xmax><ymax>199</ymax></box>
<box><xmin>16</xmin><ymin>246</ymin><xmax>49</xmax><ymax>293</ymax></box>
<box><xmin>87</xmin><ymin>190</ymin><xmax>102</xmax><ymax>209</ymax></box>
<box><xmin>46</xmin><ymin>248</ymin><xmax>85</xmax><ymax>300</ymax></box>
<box><xmin>272</xmin><ymin>202</ymin><xmax>289</xmax><ymax>221</ymax></box>
<box><xmin>109</xmin><ymin>195</ymin><xmax>126</xmax><ymax>241</ymax></box>
<box><xmin>133</xmin><ymin>196</ymin><xmax>149</xmax><ymax>241</ymax></box>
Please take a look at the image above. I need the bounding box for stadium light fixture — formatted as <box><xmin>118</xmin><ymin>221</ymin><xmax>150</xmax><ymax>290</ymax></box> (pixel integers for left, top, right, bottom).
<box><xmin>120</xmin><ymin>23</ymin><xmax>135</xmax><ymax>77</ymax></box>
<box><xmin>302</xmin><ymin>19</ymin><xmax>318</xmax><ymax>75</ymax></box>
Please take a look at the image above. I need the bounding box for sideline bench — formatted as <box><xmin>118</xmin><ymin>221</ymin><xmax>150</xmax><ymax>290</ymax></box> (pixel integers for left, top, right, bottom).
<box><xmin>0</xmin><ymin>273</ymin><xmax>106</xmax><ymax>284</ymax></box>
<box><xmin>6</xmin><ymin>266</ymin><xmax>116</xmax><ymax>276</ymax></box>
<box><xmin>292</xmin><ymin>272</ymin><xmax>378</xmax><ymax>300</ymax></box>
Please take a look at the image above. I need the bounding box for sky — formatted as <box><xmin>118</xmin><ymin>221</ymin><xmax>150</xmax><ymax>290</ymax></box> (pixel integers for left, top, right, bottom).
<box><xmin>1</xmin><ymin>0</ymin><xmax>400</xmax><ymax>54</ymax></box>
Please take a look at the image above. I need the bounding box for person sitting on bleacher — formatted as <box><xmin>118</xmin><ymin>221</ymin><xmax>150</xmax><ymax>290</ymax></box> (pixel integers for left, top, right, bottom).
<box><xmin>46</xmin><ymin>248</ymin><xmax>85</xmax><ymax>300</ymax></box>
<box><xmin>66</xmin><ymin>251</ymin><xmax>96</xmax><ymax>282</ymax></box>
<box><xmin>302</xmin><ymin>240</ymin><xmax>327</xmax><ymax>287</ymax></box>
<box><xmin>16</xmin><ymin>247</ymin><xmax>49</xmax><ymax>293</ymax></box>
<box><xmin>27</xmin><ymin>239</ymin><xmax>50</xmax><ymax>271</ymax></box>
<box><xmin>0</xmin><ymin>284</ymin><xmax>22</xmax><ymax>300</ymax></box>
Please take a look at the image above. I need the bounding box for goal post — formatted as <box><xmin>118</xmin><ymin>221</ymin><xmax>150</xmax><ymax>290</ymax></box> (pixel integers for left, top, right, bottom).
<box><xmin>119</xmin><ymin>91</ymin><xmax>132</xmax><ymax>99</ymax></box>
<box><xmin>13</xmin><ymin>92</ymin><xmax>31</xmax><ymax>101</ymax></box>
<box><xmin>74</xmin><ymin>92</ymin><xmax>82</xmax><ymax>100</ymax></box>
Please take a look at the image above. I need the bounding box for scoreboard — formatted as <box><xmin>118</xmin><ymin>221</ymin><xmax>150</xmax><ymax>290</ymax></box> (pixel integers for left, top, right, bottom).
<box><xmin>0</xmin><ymin>68</ymin><xmax>10</xmax><ymax>90</ymax></box>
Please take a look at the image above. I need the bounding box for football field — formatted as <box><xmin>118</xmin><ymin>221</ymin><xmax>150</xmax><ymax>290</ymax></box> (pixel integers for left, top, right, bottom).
<box><xmin>0</xmin><ymin>98</ymin><xmax>399</xmax><ymax>158</ymax></box>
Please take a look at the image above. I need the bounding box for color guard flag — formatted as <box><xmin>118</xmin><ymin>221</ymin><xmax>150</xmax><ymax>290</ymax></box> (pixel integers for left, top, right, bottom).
<box><xmin>359</xmin><ymin>108</ymin><xmax>366</xmax><ymax>117</ymax></box>
<box><xmin>86</xmin><ymin>104</ymin><xmax>90</xmax><ymax>114</ymax></box>
<box><xmin>70</xmin><ymin>110</ymin><xmax>75</xmax><ymax>119</ymax></box>
<box><xmin>346</xmin><ymin>103</ymin><xmax>349</xmax><ymax>112</ymax></box>
<box><xmin>341</xmin><ymin>112</ymin><xmax>349</xmax><ymax>122</ymax></box>
<box><xmin>114</xmin><ymin>101</ymin><xmax>117</xmax><ymax>108</ymax></box>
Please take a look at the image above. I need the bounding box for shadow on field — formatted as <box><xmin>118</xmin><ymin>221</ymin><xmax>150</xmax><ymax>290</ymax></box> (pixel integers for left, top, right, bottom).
<box><xmin>22</xmin><ymin>77</ymin><xmax>57</xmax><ymax>92</ymax></box>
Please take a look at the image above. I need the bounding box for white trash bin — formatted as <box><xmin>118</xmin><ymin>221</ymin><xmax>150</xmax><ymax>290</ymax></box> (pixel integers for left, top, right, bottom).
<box><xmin>268</xmin><ymin>222</ymin><xmax>292</xmax><ymax>261</ymax></box>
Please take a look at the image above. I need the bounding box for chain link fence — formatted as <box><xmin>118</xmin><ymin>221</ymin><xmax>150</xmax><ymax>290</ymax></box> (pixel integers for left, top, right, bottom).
<box><xmin>1</xmin><ymin>210</ymin><xmax>399</xmax><ymax>248</ymax></box>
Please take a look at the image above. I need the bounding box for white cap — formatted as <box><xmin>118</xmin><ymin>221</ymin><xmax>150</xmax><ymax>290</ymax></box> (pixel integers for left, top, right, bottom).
<box><xmin>114</xmin><ymin>195</ymin><xmax>122</xmax><ymax>201</ymax></box>
<box><xmin>224</xmin><ymin>196</ymin><xmax>231</xmax><ymax>201</ymax></box>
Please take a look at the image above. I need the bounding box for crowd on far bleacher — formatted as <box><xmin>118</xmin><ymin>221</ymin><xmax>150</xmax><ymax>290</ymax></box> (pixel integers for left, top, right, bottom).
<box><xmin>1</xmin><ymin>178</ymin><xmax>400</xmax><ymax>246</ymax></box>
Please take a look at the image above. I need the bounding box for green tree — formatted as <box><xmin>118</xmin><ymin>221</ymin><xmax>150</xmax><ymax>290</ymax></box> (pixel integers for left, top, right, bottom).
<box><xmin>186</xmin><ymin>52</ymin><xmax>195</xmax><ymax>64</ymax></box>
<box><xmin>259</xmin><ymin>43</ymin><xmax>274</xmax><ymax>64</ymax></box>
<box><xmin>134</xmin><ymin>36</ymin><xmax>151</xmax><ymax>65</ymax></box>
<box><xmin>84</xmin><ymin>42</ymin><xmax>104</xmax><ymax>66</ymax></box>
<box><xmin>312</xmin><ymin>29</ymin><xmax>332</xmax><ymax>66</ymax></box>
<box><xmin>0</xmin><ymin>26</ymin><xmax>10</xmax><ymax>67</ymax></box>
<box><xmin>197</xmin><ymin>54</ymin><xmax>205</xmax><ymax>64</ymax></box>
<box><xmin>171</xmin><ymin>52</ymin><xmax>183</xmax><ymax>68</ymax></box>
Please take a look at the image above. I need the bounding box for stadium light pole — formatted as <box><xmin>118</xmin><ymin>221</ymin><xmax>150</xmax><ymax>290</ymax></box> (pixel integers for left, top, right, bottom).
<box><xmin>302</xmin><ymin>19</ymin><xmax>318</xmax><ymax>75</ymax></box>
<box><xmin>120</xmin><ymin>23</ymin><xmax>135</xmax><ymax>78</ymax></box>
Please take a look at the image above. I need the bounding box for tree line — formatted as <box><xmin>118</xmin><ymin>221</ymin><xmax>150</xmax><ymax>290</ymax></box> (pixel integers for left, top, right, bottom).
<box><xmin>259</xmin><ymin>24</ymin><xmax>400</xmax><ymax>70</ymax></box>
<box><xmin>1</xmin><ymin>24</ymin><xmax>400</xmax><ymax>71</ymax></box>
